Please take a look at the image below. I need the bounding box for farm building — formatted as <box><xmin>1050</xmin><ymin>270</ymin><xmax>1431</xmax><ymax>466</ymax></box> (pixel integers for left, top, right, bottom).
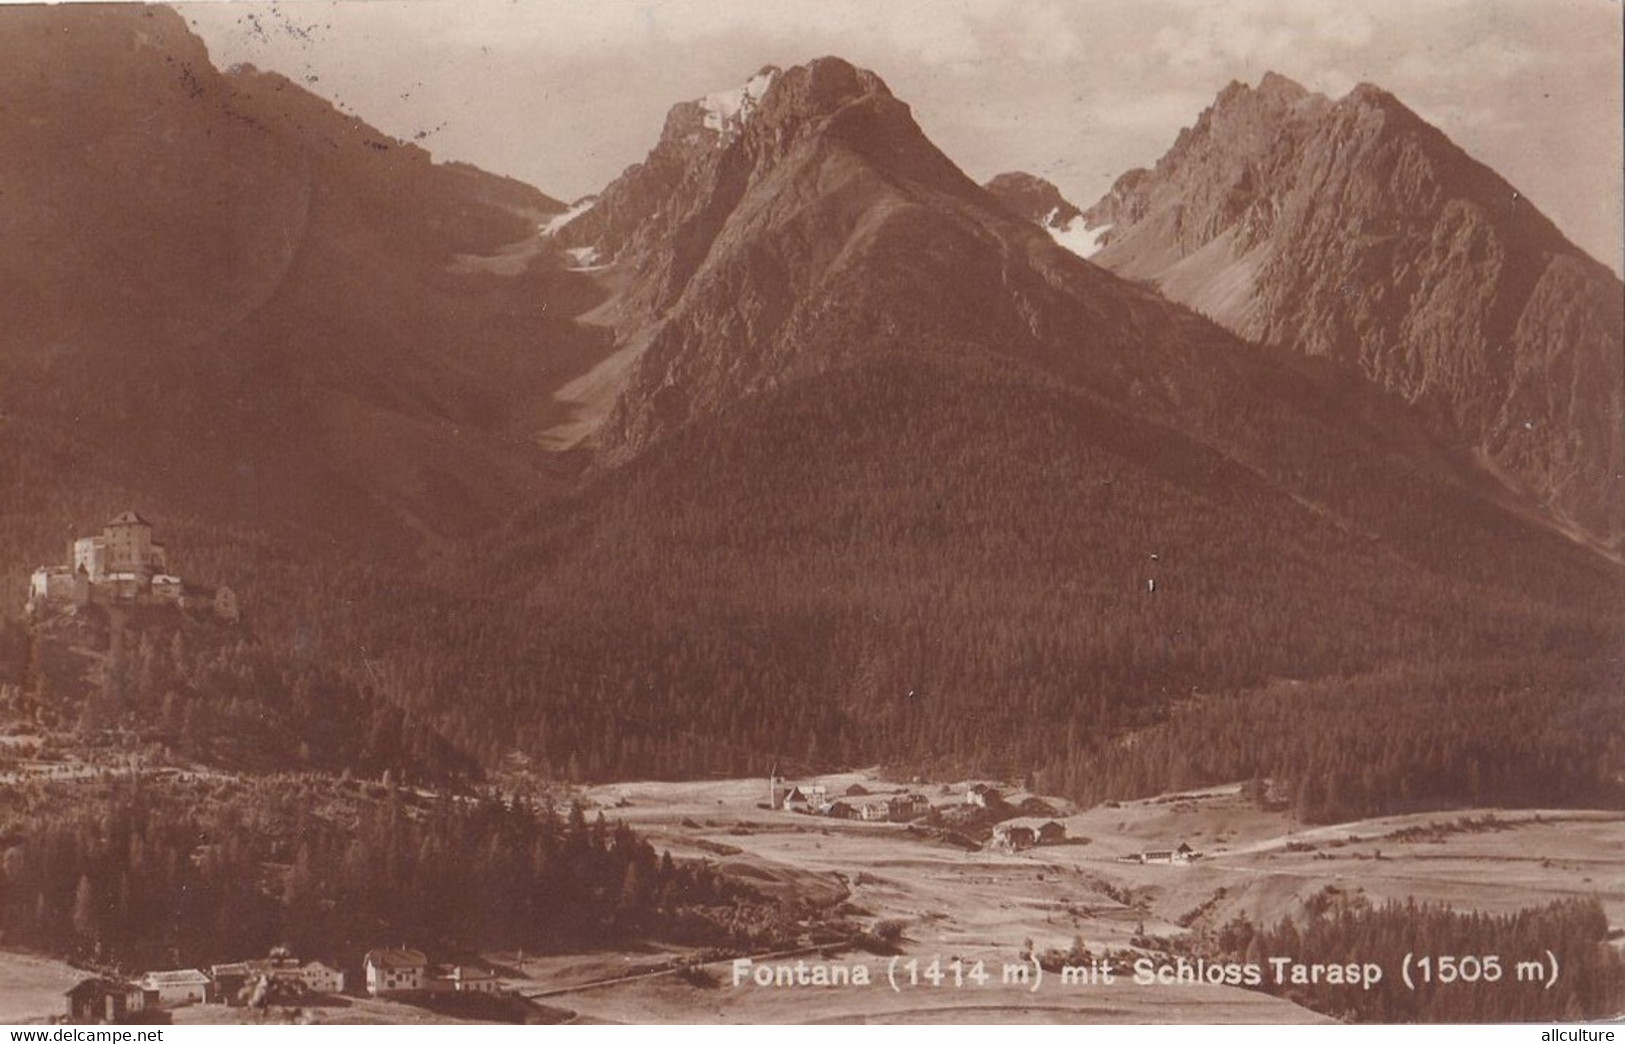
<box><xmin>433</xmin><ymin>965</ymin><xmax>500</xmax><ymax>993</ymax></box>
<box><xmin>965</xmin><ymin>783</ymin><xmax>1003</xmax><ymax>808</ymax></box>
<box><xmin>65</xmin><ymin>979</ymin><xmax>147</xmax><ymax>1024</ymax></box>
<box><xmin>365</xmin><ymin>948</ymin><xmax>428</xmax><ymax>996</ymax></box>
<box><xmin>136</xmin><ymin>968</ymin><xmax>210</xmax><ymax>1007</ymax></box>
<box><xmin>991</xmin><ymin>823</ymin><xmax>1037</xmax><ymax>851</ymax></box>
<box><xmin>887</xmin><ymin>793</ymin><xmax>930</xmax><ymax>821</ymax></box>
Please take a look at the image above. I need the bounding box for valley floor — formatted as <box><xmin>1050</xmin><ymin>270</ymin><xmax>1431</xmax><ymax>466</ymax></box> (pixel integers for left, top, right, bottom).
<box><xmin>5</xmin><ymin>769</ymin><xmax>1620</xmax><ymax>1025</ymax></box>
<box><xmin>506</xmin><ymin>772</ymin><xmax>1624</xmax><ymax>1023</ymax></box>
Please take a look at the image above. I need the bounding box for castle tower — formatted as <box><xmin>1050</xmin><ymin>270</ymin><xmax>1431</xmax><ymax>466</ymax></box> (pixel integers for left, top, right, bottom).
<box><xmin>103</xmin><ymin>511</ymin><xmax>155</xmax><ymax>574</ymax></box>
<box><xmin>72</xmin><ymin>536</ymin><xmax>107</xmax><ymax>582</ymax></box>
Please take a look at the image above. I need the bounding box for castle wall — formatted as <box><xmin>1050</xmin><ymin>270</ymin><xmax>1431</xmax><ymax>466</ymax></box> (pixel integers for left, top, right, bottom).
<box><xmin>73</xmin><ymin>537</ymin><xmax>107</xmax><ymax>582</ymax></box>
<box><xmin>32</xmin><ymin>514</ymin><xmax>234</xmax><ymax>620</ymax></box>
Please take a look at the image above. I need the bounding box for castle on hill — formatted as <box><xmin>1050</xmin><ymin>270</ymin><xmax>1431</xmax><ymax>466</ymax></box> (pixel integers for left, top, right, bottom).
<box><xmin>28</xmin><ymin>511</ymin><xmax>237</xmax><ymax>620</ymax></box>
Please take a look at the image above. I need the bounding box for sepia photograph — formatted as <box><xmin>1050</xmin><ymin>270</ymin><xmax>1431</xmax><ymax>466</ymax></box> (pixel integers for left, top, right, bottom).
<box><xmin>0</xmin><ymin>0</ymin><xmax>1621</xmax><ymax>1029</ymax></box>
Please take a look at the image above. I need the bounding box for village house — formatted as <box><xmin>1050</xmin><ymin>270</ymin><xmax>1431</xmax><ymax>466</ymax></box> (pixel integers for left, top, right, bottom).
<box><xmin>965</xmin><ymin>783</ymin><xmax>1002</xmax><ymax>808</ymax></box>
<box><xmin>65</xmin><ymin>979</ymin><xmax>148</xmax><ymax>1024</ymax></box>
<box><xmin>886</xmin><ymin>793</ymin><xmax>930</xmax><ymax>821</ymax></box>
<box><xmin>136</xmin><ymin>968</ymin><xmax>210</xmax><ymax>1007</ymax></box>
<box><xmin>990</xmin><ymin>817</ymin><xmax>1068</xmax><ymax>852</ymax></box>
<box><xmin>432</xmin><ymin>965</ymin><xmax>500</xmax><ymax>994</ymax></box>
<box><xmin>298</xmin><ymin>960</ymin><xmax>346</xmax><ymax>995</ymax></box>
<box><xmin>207</xmin><ymin>962</ymin><xmax>253</xmax><ymax>1003</ymax></box>
<box><xmin>1127</xmin><ymin>842</ymin><xmax>1198</xmax><ymax>865</ymax></box>
<box><xmin>365</xmin><ymin>948</ymin><xmax>428</xmax><ymax>996</ymax></box>
<box><xmin>27</xmin><ymin>511</ymin><xmax>236</xmax><ymax>620</ymax></box>
<box><xmin>991</xmin><ymin>822</ymin><xmax>1037</xmax><ymax>851</ymax></box>
<box><xmin>209</xmin><ymin>956</ymin><xmax>348</xmax><ymax>1004</ymax></box>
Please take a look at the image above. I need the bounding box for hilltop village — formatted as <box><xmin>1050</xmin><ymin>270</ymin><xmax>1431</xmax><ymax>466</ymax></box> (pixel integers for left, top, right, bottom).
<box><xmin>27</xmin><ymin>512</ymin><xmax>236</xmax><ymax>621</ymax></box>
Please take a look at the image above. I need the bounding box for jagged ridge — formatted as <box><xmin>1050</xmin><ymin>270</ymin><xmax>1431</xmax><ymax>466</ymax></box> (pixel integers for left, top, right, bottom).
<box><xmin>1083</xmin><ymin>73</ymin><xmax>1625</xmax><ymax>551</ymax></box>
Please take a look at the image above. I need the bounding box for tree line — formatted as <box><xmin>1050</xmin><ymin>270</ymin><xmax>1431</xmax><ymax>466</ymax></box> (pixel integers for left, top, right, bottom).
<box><xmin>1203</xmin><ymin>895</ymin><xmax>1623</xmax><ymax>1022</ymax></box>
<box><xmin>0</xmin><ymin>775</ymin><xmax>817</xmax><ymax>971</ymax></box>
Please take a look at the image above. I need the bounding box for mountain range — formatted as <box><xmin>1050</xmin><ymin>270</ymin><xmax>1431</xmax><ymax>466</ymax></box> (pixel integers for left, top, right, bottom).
<box><xmin>2</xmin><ymin>8</ymin><xmax>1619</xmax><ymax>812</ymax></box>
<box><xmin>0</xmin><ymin>4</ymin><xmax>609</xmax><ymax>558</ymax></box>
<box><xmin>1068</xmin><ymin>72</ymin><xmax>1623</xmax><ymax>553</ymax></box>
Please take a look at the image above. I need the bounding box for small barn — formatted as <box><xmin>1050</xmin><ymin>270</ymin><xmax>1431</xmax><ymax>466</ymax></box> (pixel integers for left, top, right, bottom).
<box><xmin>1036</xmin><ymin>820</ymin><xmax>1067</xmax><ymax>845</ymax></box>
<box><xmin>992</xmin><ymin>823</ymin><xmax>1036</xmax><ymax>851</ymax></box>
<box><xmin>965</xmin><ymin>783</ymin><xmax>1003</xmax><ymax>808</ymax></box>
<box><xmin>440</xmin><ymin>965</ymin><xmax>500</xmax><ymax>993</ymax></box>
<box><xmin>65</xmin><ymin>979</ymin><xmax>147</xmax><ymax>1024</ymax></box>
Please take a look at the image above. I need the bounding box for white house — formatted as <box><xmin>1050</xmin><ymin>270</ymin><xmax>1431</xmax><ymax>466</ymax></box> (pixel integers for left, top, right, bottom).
<box><xmin>1140</xmin><ymin>842</ymin><xmax>1197</xmax><ymax>865</ymax></box>
<box><xmin>298</xmin><ymin>961</ymin><xmax>345</xmax><ymax>994</ymax></box>
<box><xmin>442</xmin><ymin>966</ymin><xmax>499</xmax><ymax>993</ymax></box>
<box><xmin>137</xmin><ymin>969</ymin><xmax>211</xmax><ymax>1007</ymax></box>
<box><xmin>364</xmin><ymin>948</ymin><xmax>427</xmax><ymax>996</ymax></box>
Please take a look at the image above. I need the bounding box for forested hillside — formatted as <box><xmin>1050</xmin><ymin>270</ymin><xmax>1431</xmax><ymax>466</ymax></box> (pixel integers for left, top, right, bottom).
<box><xmin>0</xmin><ymin>29</ymin><xmax>1618</xmax><ymax>838</ymax></box>
<box><xmin>1201</xmin><ymin>897</ymin><xmax>1623</xmax><ymax>1021</ymax></box>
<box><xmin>0</xmin><ymin>776</ymin><xmax>821</xmax><ymax>970</ymax></box>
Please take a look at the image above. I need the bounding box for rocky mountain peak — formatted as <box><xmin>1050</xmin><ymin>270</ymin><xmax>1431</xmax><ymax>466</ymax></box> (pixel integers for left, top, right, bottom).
<box><xmin>756</xmin><ymin>56</ymin><xmax>893</xmax><ymax>126</ymax></box>
<box><xmin>1256</xmin><ymin>70</ymin><xmax>1310</xmax><ymax>99</ymax></box>
<box><xmin>983</xmin><ymin>172</ymin><xmax>1082</xmax><ymax>226</ymax></box>
<box><xmin>554</xmin><ymin>56</ymin><xmax>948</xmax><ymax>277</ymax></box>
<box><xmin>652</xmin><ymin>58</ymin><xmax>894</xmax><ymax>155</ymax></box>
<box><xmin>1081</xmin><ymin>73</ymin><xmax>1625</xmax><ymax>552</ymax></box>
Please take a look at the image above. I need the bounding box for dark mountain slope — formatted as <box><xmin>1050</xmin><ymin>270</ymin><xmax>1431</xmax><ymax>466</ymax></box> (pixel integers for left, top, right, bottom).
<box><xmin>365</xmin><ymin>348</ymin><xmax>1621</xmax><ymax>806</ymax></box>
<box><xmin>379</xmin><ymin>59</ymin><xmax>1625</xmax><ymax>805</ymax></box>
<box><xmin>550</xmin><ymin>59</ymin><xmax>1609</xmax><ymax>591</ymax></box>
<box><xmin>0</xmin><ymin>5</ymin><xmax>608</xmax><ymax>556</ymax></box>
<box><xmin>1081</xmin><ymin>73</ymin><xmax>1624</xmax><ymax>552</ymax></box>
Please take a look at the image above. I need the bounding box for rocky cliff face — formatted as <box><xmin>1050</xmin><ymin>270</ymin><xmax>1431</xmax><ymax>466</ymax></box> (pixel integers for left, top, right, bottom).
<box><xmin>540</xmin><ymin>56</ymin><xmax>1608</xmax><ymax>590</ymax></box>
<box><xmin>1081</xmin><ymin>73</ymin><xmax>1624</xmax><ymax>551</ymax></box>
<box><xmin>555</xmin><ymin>57</ymin><xmax>1282</xmax><ymax>459</ymax></box>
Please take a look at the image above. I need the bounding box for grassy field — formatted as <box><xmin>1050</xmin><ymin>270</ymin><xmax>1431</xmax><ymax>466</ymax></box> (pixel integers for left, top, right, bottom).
<box><xmin>529</xmin><ymin>771</ymin><xmax>1624</xmax><ymax>1023</ymax></box>
<box><xmin>0</xmin><ymin>952</ymin><xmax>84</xmax><ymax>1024</ymax></box>
<box><xmin>5</xmin><ymin>771</ymin><xmax>1618</xmax><ymax>1024</ymax></box>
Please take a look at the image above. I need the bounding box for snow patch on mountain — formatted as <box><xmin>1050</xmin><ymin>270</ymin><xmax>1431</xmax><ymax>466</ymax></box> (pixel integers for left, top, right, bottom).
<box><xmin>565</xmin><ymin>246</ymin><xmax>603</xmax><ymax>271</ymax></box>
<box><xmin>540</xmin><ymin>198</ymin><xmax>595</xmax><ymax>236</ymax></box>
<box><xmin>1046</xmin><ymin>211</ymin><xmax>1110</xmax><ymax>259</ymax></box>
<box><xmin>699</xmin><ymin>67</ymin><xmax>779</xmax><ymax>141</ymax></box>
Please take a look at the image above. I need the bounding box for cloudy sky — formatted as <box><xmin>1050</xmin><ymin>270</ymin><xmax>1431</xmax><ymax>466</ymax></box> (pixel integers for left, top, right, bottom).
<box><xmin>170</xmin><ymin>0</ymin><xmax>1623</xmax><ymax>272</ymax></box>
